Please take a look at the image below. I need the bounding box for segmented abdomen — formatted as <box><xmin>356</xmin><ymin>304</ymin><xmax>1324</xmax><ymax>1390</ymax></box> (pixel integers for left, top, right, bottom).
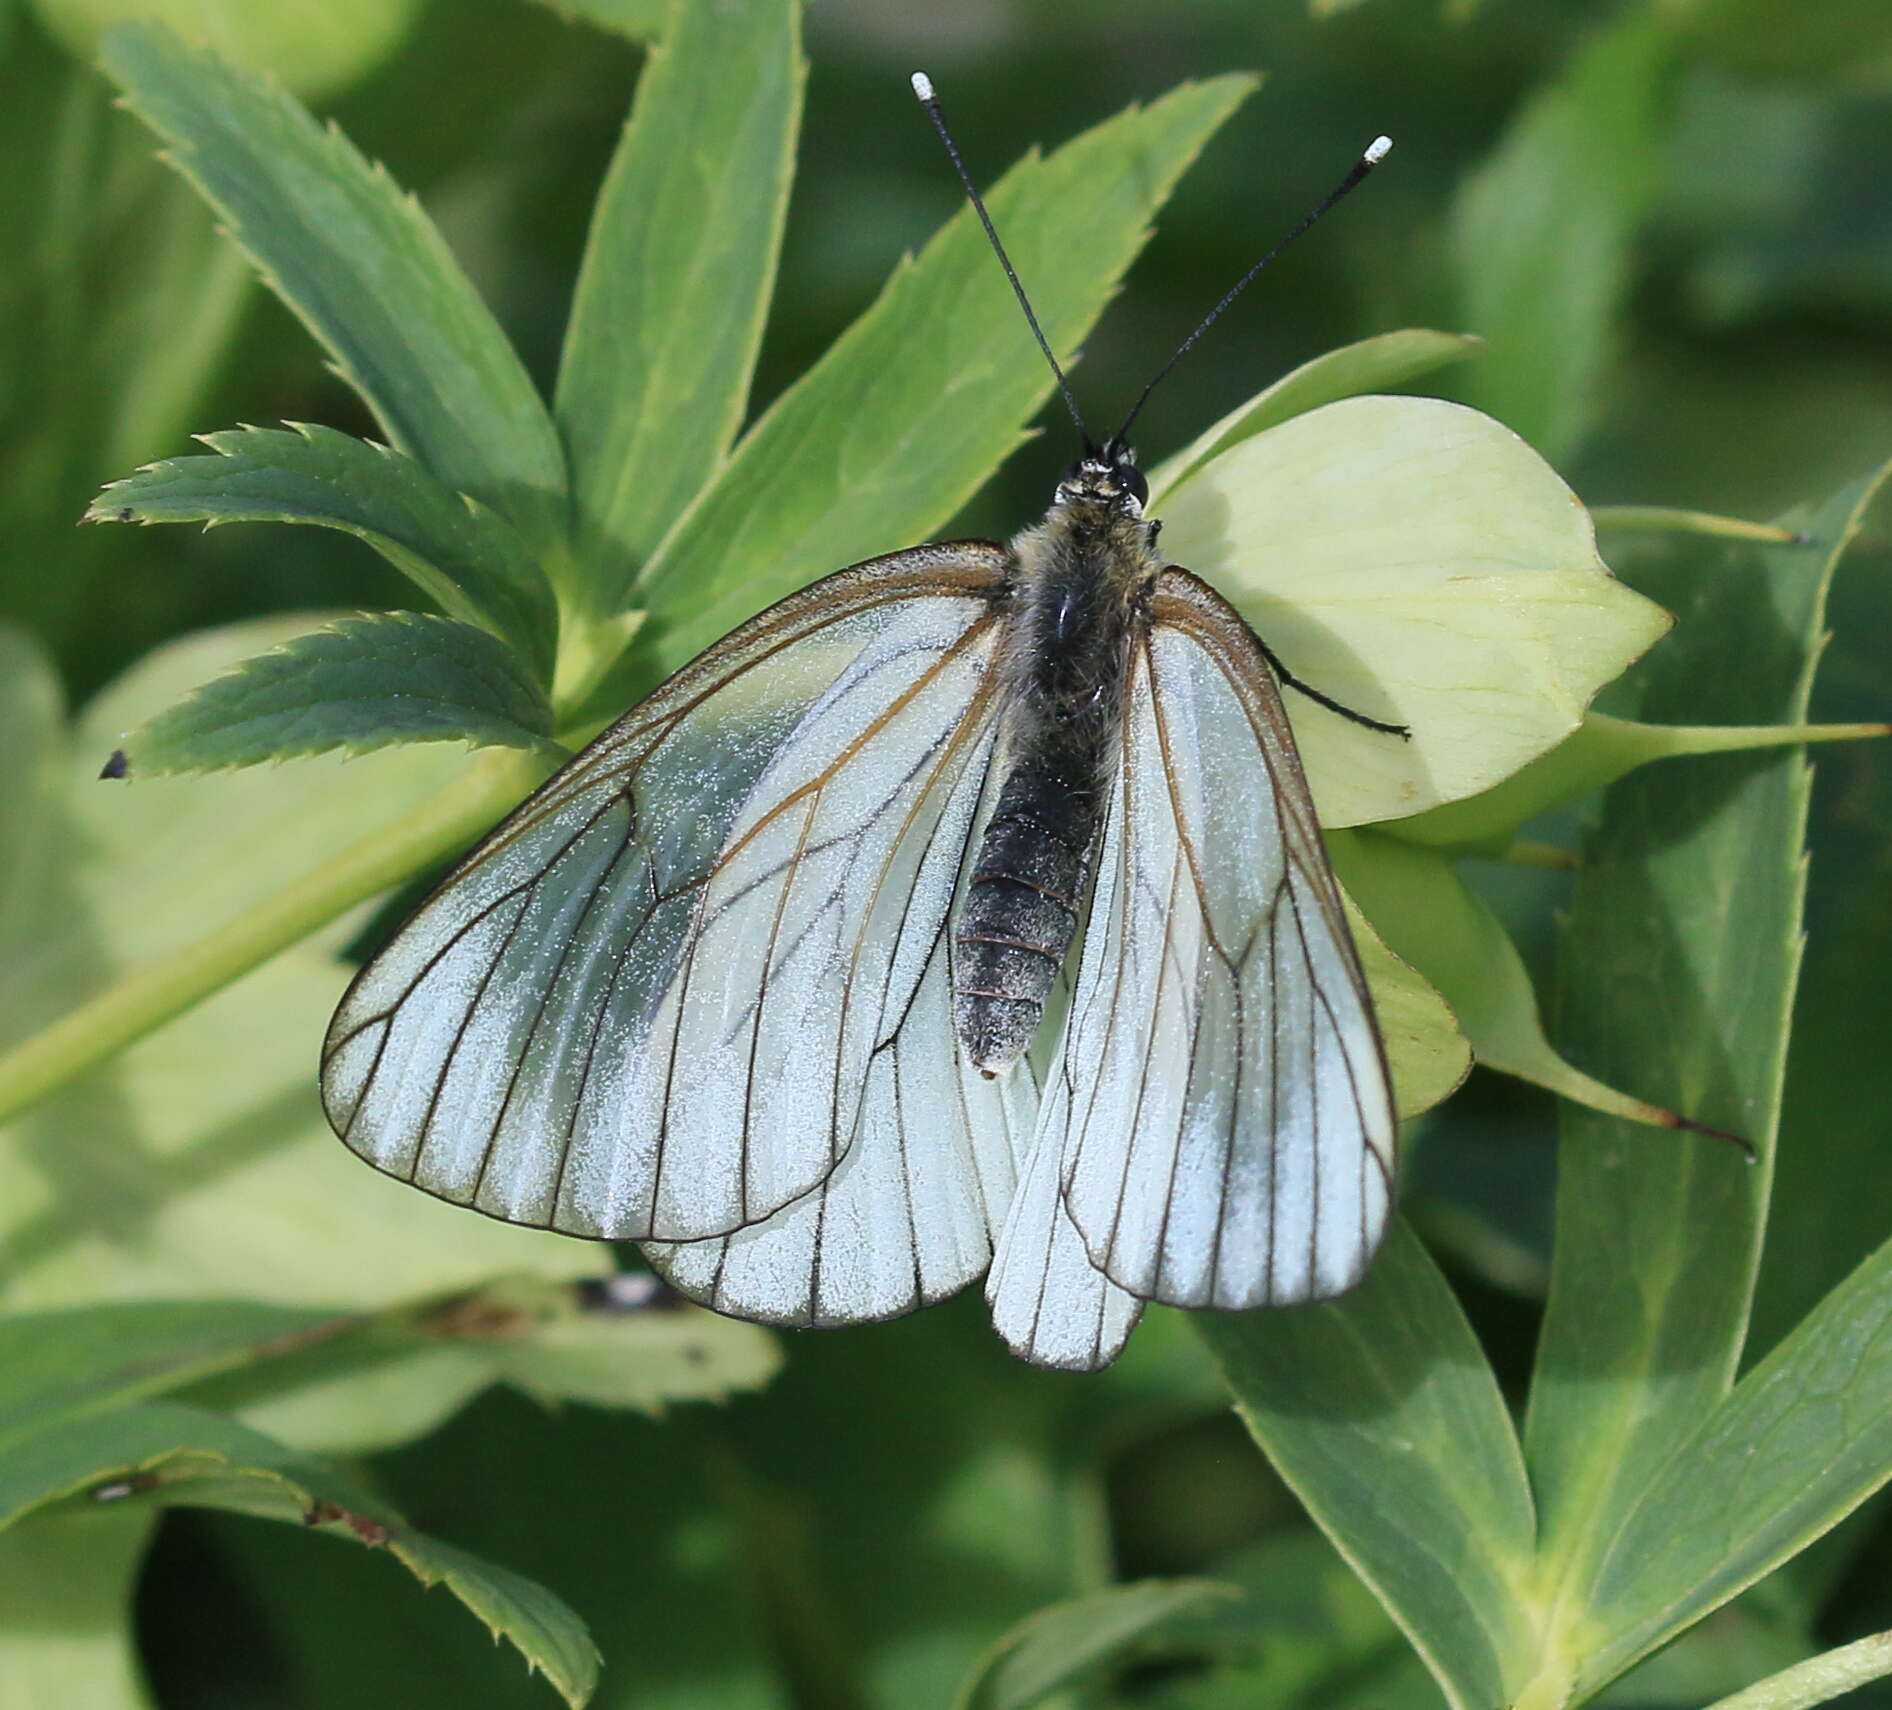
<box><xmin>953</xmin><ymin>755</ymin><xmax>1100</xmax><ymax>1073</ymax></box>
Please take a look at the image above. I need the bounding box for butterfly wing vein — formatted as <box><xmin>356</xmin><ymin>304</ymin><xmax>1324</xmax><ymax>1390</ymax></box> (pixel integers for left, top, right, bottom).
<box><xmin>321</xmin><ymin>547</ymin><xmax>1011</xmax><ymax>1243</ymax></box>
<box><xmin>990</xmin><ymin>572</ymin><xmax>1396</xmax><ymax>1366</ymax></box>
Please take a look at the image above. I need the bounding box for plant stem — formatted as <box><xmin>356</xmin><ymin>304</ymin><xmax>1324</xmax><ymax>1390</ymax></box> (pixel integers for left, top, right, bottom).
<box><xmin>1705</xmin><ymin>1633</ymin><xmax>1892</xmax><ymax>1710</ymax></box>
<box><xmin>1591</xmin><ymin>505</ymin><xmax>1800</xmax><ymax>544</ymax></box>
<box><xmin>0</xmin><ymin>748</ymin><xmax>549</xmax><ymax>1126</ymax></box>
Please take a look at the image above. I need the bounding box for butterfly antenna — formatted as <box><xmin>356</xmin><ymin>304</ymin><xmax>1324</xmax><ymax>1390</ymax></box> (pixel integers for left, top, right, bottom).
<box><xmin>911</xmin><ymin>71</ymin><xmax>1093</xmax><ymax>451</ymax></box>
<box><xmin>1112</xmin><ymin>134</ymin><xmax>1392</xmax><ymax>449</ymax></box>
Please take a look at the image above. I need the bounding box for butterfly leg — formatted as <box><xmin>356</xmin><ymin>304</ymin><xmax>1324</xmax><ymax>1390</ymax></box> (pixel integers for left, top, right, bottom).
<box><xmin>1254</xmin><ymin>639</ymin><xmax>1410</xmax><ymax>739</ymax></box>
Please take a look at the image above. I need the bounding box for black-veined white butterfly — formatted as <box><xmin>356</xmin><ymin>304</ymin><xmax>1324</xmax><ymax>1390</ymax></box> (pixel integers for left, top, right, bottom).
<box><xmin>321</xmin><ymin>79</ymin><xmax>1402</xmax><ymax>1371</ymax></box>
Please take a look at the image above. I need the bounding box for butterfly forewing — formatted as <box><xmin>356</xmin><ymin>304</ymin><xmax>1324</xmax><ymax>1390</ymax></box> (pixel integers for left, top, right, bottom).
<box><xmin>321</xmin><ymin>544</ymin><xmax>1010</xmax><ymax>1242</ymax></box>
<box><xmin>1053</xmin><ymin>570</ymin><xmax>1396</xmax><ymax>1311</ymax></box>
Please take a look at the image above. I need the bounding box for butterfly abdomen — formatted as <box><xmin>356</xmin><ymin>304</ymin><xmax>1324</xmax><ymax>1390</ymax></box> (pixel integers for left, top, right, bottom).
<box><xmin>952</xmin><ymin>497</ymin><xmax>1156</xmax><ymax>1075</ymax></box>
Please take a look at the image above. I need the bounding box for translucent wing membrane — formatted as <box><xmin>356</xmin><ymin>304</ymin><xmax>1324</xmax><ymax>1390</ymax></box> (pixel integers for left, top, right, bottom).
<box><xmin>1052</xmin><ymin>571</ymin><xmax>1395</xmax><ymax>1318</ymax></box>
<box><xmin>986</xmin><ymin>1063</ymin><xmax>1147</xmax><ymax>1371</ymax></box>
<box><xmin>322</xmin><ymin>545</ymin><xmax>1011</xmax><ymax>1241</ymax></box>
<box><xmin>645</xmin><ymin>783</ymin><xmax>1037</xmax><ymax>1323</ymax></box>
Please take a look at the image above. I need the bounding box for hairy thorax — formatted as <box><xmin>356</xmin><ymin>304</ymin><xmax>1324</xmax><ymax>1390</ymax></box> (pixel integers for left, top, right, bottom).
<box><xmin>952</xmin><ymin>495</ymin><xmax>1163</xmax><ymax>1074</ymax></box>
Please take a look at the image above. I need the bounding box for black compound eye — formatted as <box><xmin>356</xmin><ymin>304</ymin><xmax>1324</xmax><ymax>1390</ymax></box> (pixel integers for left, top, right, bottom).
<box><xmin>1116</xmin><ymin>463</ymin><xmax>1148</xmax><ymax>508</ymax></box>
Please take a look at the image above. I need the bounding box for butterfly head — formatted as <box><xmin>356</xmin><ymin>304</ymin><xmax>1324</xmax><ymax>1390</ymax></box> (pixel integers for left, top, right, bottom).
<box><xmin>1054</xmin><ymin>442</ymin><xmax>1148</xmax><ymax>518</ymax></box>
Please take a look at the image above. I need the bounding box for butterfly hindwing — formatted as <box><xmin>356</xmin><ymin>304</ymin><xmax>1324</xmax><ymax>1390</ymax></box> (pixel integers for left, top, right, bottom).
<box><xmin>321</xmin><ymin>544</ymin><xmax>1011</xmax><ymax>1242</ymax></box>
<box><xmin>1050</xmin><ymin>569</ymin><xmax>1396</xmax><ymax>1313</ymax></box>
<box><xmin>644</xmin><ymin>748</ymin><xmax>1036</xmax><ymax>1324</ymax></box>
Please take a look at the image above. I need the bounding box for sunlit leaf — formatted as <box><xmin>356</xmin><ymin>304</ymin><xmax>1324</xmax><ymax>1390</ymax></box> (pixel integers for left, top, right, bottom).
<box><xmin>1159</xmin><ymin>395</ymin><xmax>1669</xmax><ymax>828</ymax></box>
<box><xmin>108</xmin><ymin>613</ymin><xmax>557</xmax><ymax>776</ymax></box>
<box><xmin>1202</xmin><ymin>1221</ymin><xmax>1537</xmax><ymax>1710</ymax></box>
<box><xmin>1387</xmin><ymin>711</ymin><xmax>1887</xmax><ymax>855</ymax></box>
<box><xmin>630</xmin><ymin>76</ymin><xmax>1255</xmax><ymax>661</ymax></box>
<box><xmin>92</xmin><ymin>424</ymin><xmax>558</xmax><ymax>682</ymax></box>
<box><xmin>0</xmin><ymin>1510</ymin><xmax>152</xmax><ymax>1710</ymax></box>
<box><xmin>557</xmin><ymin>0</ymin><xmax>801</xmax><ymax>590</ymax></box>
<box><xmin>1345</xmin><ymin>887</ymin><xmax>1470</xmax><ymax>1120</ymax></box>
<box><xmin>1147</xmin><ymin>328</ymin><xmax>1485</xmax><ymax>506</ymax></box>
<box><xmin>1524</xmin><ymin>464</ymin><xmax>1892</xmax><ymax>1692</ymax></box>
<box><xmin>1334</xmin><ymin>829</ymin><xmax>1760</xmax><ymax>1130</ymax></box>
<box><xmin>101</xmin><ymin>25</ymin><xmax>570</xmax><ymax>561</ymax></box>
<box><xmin>1578</xmin><ymin>1232</ymin><xmax>1892</xmax><ymax>1695</ymax></box>
<box><xmin>3</xmin><ymin>1402</ymin><xmax>599</xmax><ymax>1708</ymax></box>
<box><xmin>0</xmin><ymin>619</ymin><xmax>599</xmax><ymax>1311</ymax></box>
<box><xmin>34</xmin><ymin>0</ymin><xmax>424</xmax><ymax>97</ymax></box>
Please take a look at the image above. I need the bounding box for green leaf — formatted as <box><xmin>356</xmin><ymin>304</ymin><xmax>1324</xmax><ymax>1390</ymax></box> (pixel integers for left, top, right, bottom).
<box><xmin>0</xmin><ymin>950</ymin><xmax>601</xmax><ymax>1315</ymax></box>
<box><xmin>0</xmin><ymin>1277</ymin><xmax>776</xmax><ymax>1470</ymax></box>
<box><xmin>32</xmin><ymin>0</ymin><xmax>424</xmax><ymax>98</ymax></box>
<box><xmin>0</xmin><ymin>50</ymin><xmax>255</xmax><ymax>670</ymax></box>
<box><xmin>92</xmin><ymin>424</ymin><xmax>558</xmax><ymax>683</ymax></box>
<box><xmin>1345</xmin><ymin>886</ymin><xmax>1470</xmax><ymax>1121</ymax></box>
<box><xmin>1334</xmin><ymin>829</ymin><xmax>1757</xmax><ymax>1131</ymax></box>
<box><xmin>1577</xmin><ymin>1234</ymin><xmax>1892</xmax><ymax>1696</ymax></box>
<box><xmin>461</xmin><ymin>1277</ymin><xmax>781</xmax><ymax>1414</ymax></box>
<box><xmin>1</xmin><ymin>637</ymin><xmax>550</xmax><ymax>1102</ymax></box>
<box><xmin>953</xmin><ymin>1579</ymin><xmax>1241</xmax><ymax>1710</ymax></box>
<box><xmin>1521</xmin><ymin>464</ymin><xmax>1892</xmax><ymax>1689</ymax></box>
<box><xmin>532</xmin><ymin>0</ymin><xmax>668</xmax><ymax>40</ymax></box>
<box><xmin>1450</xmin><ymin>11</ymin><xmax>1672</xmax><ymax>459</ymax></box>
<box><xmin>100</xmin><ymin>25</ymin><xmax>569</xmax><ymax>561</ymax></box>
<box><xmin>1</xmin><ymin>1401</ymin><xmax>600</xmax><ymax>1708</ymax></box>
<box><xmin>1159</xmin><ymin>396</ymin><xmax>1670</xmax><ymax>828</ymax></box>
<box><xmin>196</xmin><ymin>1286</ymin><xmax>780</xmax><ymax>1455</ymax></box>
<box><xmin>1667</xmin><ymin>0</ymin><xmax>1892</xmax><ymax>82</ymax></box>
<box><xmin>1200</xmin><ymin>1221</ymin><xmax>1538</xmax><ymax>1710</ymax></box>
<box><xmin>556</xmin><ymin>0</ymin><xmax>801</xmax><ymax>589</ymax></box>
<box><xmin>1146</xmin><ymin>328</ymin><xmax>1486</xmax><ymax>506</ymax></box>
<box><xmin>630</xmin><ymin>76</ymin><xmax>1255</xmax><ymax>662</ymax></box>
<box><xmin>0</xmin><ymin>1509</ymin><xmax>154</xmax><ymax>1710</ymax></box>
<box><xmin>3</xmin><ymin>617</ymin><xmax>465</xmax><ymax>1033</ymax></box>
<box><xmin>0</xmin><ymin>618</ymin><xmax>601</xmax><ymax>1310</ymax></box>
<box><xmin>1387</xmin><ymin>711</ymin><xmax>1888</xmax><ymax>855</ymax></box>
<box><xmin>0</xmin><ymin>1299</ymin><xmax>338</xmax><ymax>1444</ymax></box>
<box><xmin>1703</xmin><ymin>1626</ymin><xmax>1892</xmax><ymax>1710</ymax></box>
<box><xmin>0</xmin><ymin>629</ymin><xmax>65</xmax><ymax>973</ymax></box>
<box><xmin>1593</xmin><ymin>506</ymin><xmax>1799</xmax><ymax>544</ymax></box>
<box><xmin>107</xmin><ymin>613</ymin><xmax>557</xmax><ymax>776</ymax></box>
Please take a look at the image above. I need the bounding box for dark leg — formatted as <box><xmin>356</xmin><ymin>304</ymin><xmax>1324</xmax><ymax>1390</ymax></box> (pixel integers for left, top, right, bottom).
<box><xmin>1255</xmin><ymin>639</ymin><xmax>1410</xmax><ymax>740</ymax></box>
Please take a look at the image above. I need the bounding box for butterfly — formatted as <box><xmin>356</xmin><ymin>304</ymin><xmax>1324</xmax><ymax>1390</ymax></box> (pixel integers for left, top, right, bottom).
<box><xmin>320</xmin><ymin>79</ymin><xmax>1401</xmax><ymax>1371</ymax></box>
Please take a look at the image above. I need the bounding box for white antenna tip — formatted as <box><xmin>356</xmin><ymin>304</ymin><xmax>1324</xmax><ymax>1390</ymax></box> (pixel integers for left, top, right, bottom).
<box><xmin>1365</xmin><ymin>135</ymin><xmax>1393</xmax><ymax>165</ymax></box>
<box><xmin>911</xmin><ymin>71</ymin><xmax>935</xmax><ymax>103</ymax></box>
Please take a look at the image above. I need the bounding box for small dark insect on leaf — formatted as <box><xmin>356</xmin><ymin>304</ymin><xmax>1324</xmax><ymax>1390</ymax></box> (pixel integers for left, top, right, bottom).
<box><xmin>100</xmin><ymin>749</ymin><xmax>130</xmax><ymax>781</ymax></box>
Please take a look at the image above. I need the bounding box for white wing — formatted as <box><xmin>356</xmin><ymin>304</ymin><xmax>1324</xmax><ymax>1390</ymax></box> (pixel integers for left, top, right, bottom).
<box><xmin>986</xmin><ymin>1060</ymin><xmax>1145</xmax><ymax>1372</ymax></box>
<box><xmin>1054</xmin><ymin>570</ymin><xmax>1396</xmax><ymax>1312</ymax></box>
<box><xmin>644</xmin><ymin>859</ymin><xmax>1035</xmax><ymax>1325</ymax></box>
<box><xmin>984</xmin><ymin>895</ymin><xmax>1143</xmax><ymax>1371</ymax></box>
<box><xmin>322</xmin><ymin>544</ymin><xmax>1011</xmax><ymax>1242</ymax></box>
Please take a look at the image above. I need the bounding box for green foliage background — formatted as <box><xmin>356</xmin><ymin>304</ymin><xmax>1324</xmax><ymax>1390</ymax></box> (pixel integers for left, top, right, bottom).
<box><xmin>1</xmin><ymin>0</ymin><xmax>1890</xmax><ymax>1706</ymax></box>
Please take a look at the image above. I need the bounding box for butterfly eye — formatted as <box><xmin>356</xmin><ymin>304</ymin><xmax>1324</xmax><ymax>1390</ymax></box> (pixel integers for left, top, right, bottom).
<box><xmin>1116</xmin><ymin>464</ymin><xmax>1148</xmax><ymax>509</ymax></box>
